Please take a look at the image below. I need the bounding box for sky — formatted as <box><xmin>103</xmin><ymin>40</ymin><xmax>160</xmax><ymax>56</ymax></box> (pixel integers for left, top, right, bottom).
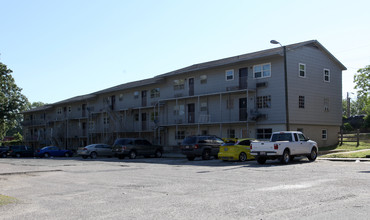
<box><xmin>1</xmin><ymin>0</ymin><xmax>370</xmax><ymax>104</ymax></box>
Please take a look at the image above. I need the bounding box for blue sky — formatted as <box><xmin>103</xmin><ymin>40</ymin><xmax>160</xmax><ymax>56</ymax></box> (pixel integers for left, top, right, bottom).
<box><xmin>1</xmin><ymin>0</ymin><xmax>369</xmax><ymax>104</ymax></box>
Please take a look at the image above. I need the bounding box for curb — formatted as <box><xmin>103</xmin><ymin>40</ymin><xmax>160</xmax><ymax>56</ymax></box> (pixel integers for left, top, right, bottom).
<box><xmin>318</xmin><ymin>157</ymin><xmax>370</xmax><ymax>162</ymax></box>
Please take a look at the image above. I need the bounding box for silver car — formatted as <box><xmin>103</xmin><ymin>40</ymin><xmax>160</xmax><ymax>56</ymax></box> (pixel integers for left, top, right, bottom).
<box><xmin>78</xmin><ymin>144</ymin><xmax>113</xmax><ymax>159</ymax></box>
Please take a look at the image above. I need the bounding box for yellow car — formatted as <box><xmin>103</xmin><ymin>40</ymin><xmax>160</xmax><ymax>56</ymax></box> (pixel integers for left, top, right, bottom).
<box><xmin>218</xmin><ymin>138</ymin><xmax>255</xmax><ymax>162</ymax></box>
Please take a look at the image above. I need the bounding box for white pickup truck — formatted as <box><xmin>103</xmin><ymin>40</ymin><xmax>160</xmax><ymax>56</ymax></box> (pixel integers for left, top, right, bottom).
<box><xmin>250</xmin><ymin>131</ymin><xmax>318</xmax><ymax>164</ymax></box>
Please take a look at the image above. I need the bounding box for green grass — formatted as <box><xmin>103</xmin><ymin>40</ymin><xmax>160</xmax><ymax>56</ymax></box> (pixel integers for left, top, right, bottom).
<box><xmin>0</xmin><ymin>195</ymin><xmax>17</xmax><ymax>206</ymax></box>
<box><xmin>321</xmin><ymin>150</ymin><xmax>370</xmax><ymax>158</ymax></box>
<box><xmin>319</xmin><ymin>141</ymin><xmax>370</xmax><ymax>152</ymax></box>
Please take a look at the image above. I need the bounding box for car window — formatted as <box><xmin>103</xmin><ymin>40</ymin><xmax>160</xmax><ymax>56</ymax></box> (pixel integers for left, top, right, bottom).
<box><xmin>183</xmin><ymin>137</ymin><xmax>197</xmax><ymax>144</ymax></box>
<box><xmin>238</xmin><ymin>140</ymin><xmax>251</xmax><ymax>146</ymax></box>
<box><xmin>142</xmin><ymin>140</ymin><xmax>152</xmax><ymax>146</ymax></box>
<box><xmin>298</xmin><ymin>134</ymin><xmax>307</xmax><ymax>141</ymax></box>
<box><xmin>96</xmin><ymin>145</ymin><xmax>102</xmax><ymax>148</ymax></box>
<box><xmin>51</xmin><ymin>147</ymin><xmax>58</xmax><ymax>150</ymax></box>
<box><xmin>115</xmin><ymin>139</ymin><xmax>133</xmax><ymax>145</ymax></box>
<box><xmin>213</xmin><ymin>137</ymin><xmax>224</xmax><ymax>145</ymax></box>
<box><xmin>271</xmin><ymin>134</ymin><xmax>292</xmax><ymax>142</ymax></box>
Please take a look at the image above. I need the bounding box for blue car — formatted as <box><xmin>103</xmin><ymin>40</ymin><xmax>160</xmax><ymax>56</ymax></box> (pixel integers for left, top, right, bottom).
<box><xmin>36</xmin><ymin>146</ymin><xmax>73</xmax><ymax>158</ymax></box>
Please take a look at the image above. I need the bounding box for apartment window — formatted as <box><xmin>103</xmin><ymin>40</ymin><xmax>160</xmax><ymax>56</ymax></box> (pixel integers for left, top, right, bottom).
<box><xmin>68</xmin><ymin>106</ymin><xmax>72</xmax><ymax>113</ymax></box>
<box><xmin>173</xmin><ymin>105</ymin><xmax>185</xmax><ymax>116</ymax></box>
<box><xmin>200</xmin><ymin>75</ymin><xmax>207</xmax><ymax>84</ymax></box>
<box><xmin>227</xmin><ymin>129</ymin><xmax>235</xmax><ymax>138</ymax></box>
<box><xmin>200</xmin><ymin>102</ymin><xmax>207</xmax><ymax>112</ymax></box>
<box><xmin>257</xmin><ymin>95</ymin><xmax>271</xmax><ymax>108</ymax></box>
<box><xmin>57</xmin><ymin>107</ymin><xmax>62</xmax><ymax>115</ymax></box>
<box><xmin>322</xmin><ymin>129</ymin><xmax>327</xmax><ymax>140</ymax></box>
<box><xmin>175</xmin><ymin>131</ymin><xmax>185</xmax><ymax>140</ymax></box>
<box><xmin>324</xmin><ymin>98</ymin><xmax>329</xmax><ymax>112</ymax></box>
<box><xmin>226</xmin><ymin>98</ymin><xmax>234</xmax><ymax>109</ymax></box>
<box><xmin>299</xmin><ymin>63</ymin><xmax>306</xmax><ymax>78</ymax></box>
<box><xmin>257</xmin><ymin>128</ymin><xmax>272</xmax><ymax>139</ymax></box>
<box><xmin>88</xmin><ymin>121</ymin><xmax>95</xmax><ymax>130</ymax></box>
<box><xmin>254</xmin><ymin>63</ymin><xmax>271</xmax><ymax>79</ymax></box>
<box><xmin>134</xmin><ymin>91</ymin><xmax>139</xmax><ymax>99</ymax></box>
<box><xmin>134</xmin><ymin>114</ymin><xmax>139</xmax><ymax>121</ymax></box>
<box><xmin>225</xmin><ymin>69</ymin><xmax>234</xmax><ymax>81</ymax></box>
<box><xmin>150</xmin><ymin>88</ymin><xmax>160</xmax><ymax>98</ymax></box>
<box><xmin>173</xmin><ymin>79</ymin><xmax>185</xmax><ymax>90</ymax></box>
<box><xmin>201</xmin><ymin>130</ymin><xmax>208</xmax><ymax>135</ymax></box>
<box><xmin>299</xmin><ymin>96</ymin><xmax>305</xmax><ymax>108</ymax></box>
<box><xmin>324</xmin><ymin>69</ymin><xmax>330</xmax><ymax>82</ymax></box>
<box><xmin>103</xmin><ymin>117</ymin><xmax>110</xmax><ymax>125</ymax></box>
<box><xmin>119</xmin><ymin>94</ymin><xmax>124</xmax><ymax>101</ymax></box>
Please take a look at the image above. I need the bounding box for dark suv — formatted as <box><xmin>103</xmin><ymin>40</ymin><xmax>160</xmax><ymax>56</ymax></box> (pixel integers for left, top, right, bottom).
<box><xmin>7</xmin><ymin>145</ymin><xmax>34</xmax><ymax>158</ymax></box>
<box><xmin>0</xmin><ymin>146</ymin><xmax>9</xmax><ymax>158</ymax></box>
<box><xmin>112</xmin><ymin>138</ymin><xmax>163</xmax><ymax>159</ymax></box>
<box><xmin>181</xmin><ymin>135</ymin><xmax>224</xmax><ymax>161</ymax></box>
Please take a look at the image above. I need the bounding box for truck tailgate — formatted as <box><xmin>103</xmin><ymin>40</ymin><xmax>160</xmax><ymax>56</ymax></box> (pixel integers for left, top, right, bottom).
<box><xmin>250</xmin><ymin>142</ymin><xmax>276</xmax><ymax>153</ymax></box>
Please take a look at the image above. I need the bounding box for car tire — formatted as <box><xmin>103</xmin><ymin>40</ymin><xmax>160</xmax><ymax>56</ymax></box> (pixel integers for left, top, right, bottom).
<box><xmin>290</xmin><ymin>156</ymin><xmax>295</xmax><ymax>161</ymax></box>
<box><xmin>257</xmin><ymin>157</ymin><xmax>266</xmax><ymax>164</ymax></box>
<box><xmin>82</xmin><ymin>156</ymin><xmax>88</xmax><ymax>159</ymax></box>
<box><xmin>90</xmin><ymin>152</ymin><xmax>97</xmax><ymax>159</ymax></box>
<box><xmin>280</xmin><ymin>149</ymin><xmax>290</xmax><ymax>164</ymax></box>
<box><xmin>239</xmin><ymin>152</ymin><xmax>247</xmax><ymax>162</ymax></box>
<box><xmin>44</xmin><ymin>153</ymin><xmax>49</xmax><ymax>158</ymax></box>
<box><xmin>202</xmin><ymin>149</ymin><xmax>211</xmax><ymax>160</ymax></box>
<box><xmin>307</xmin><ymin>148</ymin><xmax>318</xmax><ymax>161</ymax></box>
<box><xmin>1</xmin><ymin>153</ymin><xmax>7</xmax><ymax>158</ymax></box>
<box><xmin>155</xmin><ymin>150</ymin><xmax>162</xmax><ymax>158</ymax></box>
<box><xmin>64</xmin><ymin>152</ymin><xmax>71</xmax><ymax>157</ymax></box>
<box><xmin>129</xmin><ymin>151</ymin><xmax>136</xmax><ymax>159</ymax></box>
<box><xmin>15</xmin><ymin>153</ymin><xmax>21</xmax><ymax>158</ymax></box>
<box><xmin>187</xmin><ymin>156</ymin><xmax>195</xmax><ymax>161</ymax></box>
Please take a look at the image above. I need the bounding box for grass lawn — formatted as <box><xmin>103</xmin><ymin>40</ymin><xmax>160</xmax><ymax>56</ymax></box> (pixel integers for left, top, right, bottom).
<box><xmin>0</xmin><ymin>194</ymin><xmax>17</xmax><ymax>206</ymax></box>
<box><xmin>319</xmin><ymin>141</ymin><xmax>370</xmax><ymax>158</ymax></box>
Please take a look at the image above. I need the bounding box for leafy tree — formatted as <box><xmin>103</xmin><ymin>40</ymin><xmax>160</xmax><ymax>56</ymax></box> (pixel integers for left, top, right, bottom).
<box><xmin>354</xmin><ymin>65</ymin><xmax>370</xmax><ymax>98</ymax></box>
<box><xmin>0</xmin><ymin>62</ymin><xmax>29</xmax><ymax>140</ymax></box>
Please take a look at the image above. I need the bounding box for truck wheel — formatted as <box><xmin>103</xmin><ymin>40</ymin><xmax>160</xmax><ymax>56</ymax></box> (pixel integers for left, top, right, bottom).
<box><xmin>202</xmin><ymin>149</ymin><xmax>211</xmax><ymax>160</ymax></box>
<box><xmin>155</xmin><ymin>150</ymin><xmax>162</xmax><ymax>158</ymax></box>
<box><xmin>307</xmin><ymin>148</ymin><xmax>317</xmax><ymax>161</ymax></box>
<box><xmin>257</xmin><ymin>157</ymin><xmax>266</xmax><ymax>164</ymax></box>
<box><xmin>280</xmin><ymin>149</ymin><xmax>290</xmax><ymax>164</ymax></box>
<box><xmin>239</xmin><ymin>152</ymin><xmax>247</xmax><ymax>162</ymax></box>
<box><xmin>129</xmin><ymin>151</ymin><xmax>137</xmax><ymax>159</ymax></box>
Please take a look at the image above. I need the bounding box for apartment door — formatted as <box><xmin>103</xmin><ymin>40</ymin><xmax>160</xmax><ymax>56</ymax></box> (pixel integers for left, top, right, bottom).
<box><xmin>141</xmin><ymin>113</ymin><xmax>147</xmax><ymax>130</ymax></box>
<box><xmin>239</xmin><ymin>98</ymin><xmax>248</xmax><ymax>121</ymax></box>
<box><xmin>239</xmin><ymin>68</ymin><xmax>248</xmax><ymax>89</ymax></box>
<box><xmin>189</xmin><ymin>77</ymin><xmax>194</xmax><ymax>96</ymax></box>
<box><xmin>141</xmin><ymin>91</ymin><xmax>147</xmax><ymax>107</ymax></box>
<box><xmin>111</xmin><ymin>95</ymin><xmax>115</xmax><ymax>110</ymax></box>
<box><xmin>188</xmin><ymin>103</ymin><xmax>195</xmax><ymax>123</ymax></box>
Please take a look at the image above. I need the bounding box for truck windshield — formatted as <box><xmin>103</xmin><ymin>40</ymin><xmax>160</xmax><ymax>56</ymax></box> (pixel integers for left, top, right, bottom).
<box><xmin>271</xmin><ymin>134</ymin><xmax>292</xmax><ymax>142</ymax></box>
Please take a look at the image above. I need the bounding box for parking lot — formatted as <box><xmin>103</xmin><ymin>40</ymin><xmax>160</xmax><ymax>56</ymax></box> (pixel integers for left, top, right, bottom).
<box><xmin>0</xmin><ymin>156</ymin><xmax>369</xmax><ymax>220</ymax></box>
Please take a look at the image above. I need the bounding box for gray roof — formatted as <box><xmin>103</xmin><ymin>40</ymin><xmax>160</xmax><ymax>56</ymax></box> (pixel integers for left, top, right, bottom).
<box><xmin>24</xmin><ymin>40</ymin><xmax>346</xmax><ymax>113</ymax></box>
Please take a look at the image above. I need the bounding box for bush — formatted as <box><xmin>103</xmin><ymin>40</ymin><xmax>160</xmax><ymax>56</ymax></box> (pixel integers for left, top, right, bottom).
<box><xmin>343</xmin><ymin>122</ymin><xmax>353</xmax><ymax>132</ymax></box>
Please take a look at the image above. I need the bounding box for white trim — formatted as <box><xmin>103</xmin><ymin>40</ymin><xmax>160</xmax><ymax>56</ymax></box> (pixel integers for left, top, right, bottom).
<box><xmin>299</xmin><ymin>63</ymin><xmax>306</xmax><ymax>78</ymax></box>
<box><xmin>323</xmin><ymin>68</ymin><xmax>330</xmax><ymax>82</ymax></box>
<box><xmin>253</xmin><ymin>63</ymin><xmax>271</xmax><ymax>79</ymax></box>
<box><xmin>225</xmin><ymin>69</ymin><xmax>234</xmax><ymax>81</ymax></box>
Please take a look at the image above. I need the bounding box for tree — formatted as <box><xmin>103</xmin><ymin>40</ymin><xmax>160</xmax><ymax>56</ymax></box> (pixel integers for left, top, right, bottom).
<box><xmin>354</xmin><ymin>65</ymin><xmax>370</xmax><ymax>98</ymax></box>
<box><xmin>0</xmin><ymin>62</ymin><xmax>29</xmax><ymax>140</ymax></box>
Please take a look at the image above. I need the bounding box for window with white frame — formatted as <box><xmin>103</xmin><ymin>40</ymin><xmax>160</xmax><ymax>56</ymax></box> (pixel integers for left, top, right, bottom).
<box><xmin>299</xmin><ymin>96</ymin><xmax>305</xmax><ymax>108</ymax></box>
<box><xmin>175</xmin><ymin>131</ymin><xmax>185</xmax><ymax>140</ymax></box>
<box><xmin>57</xmin><ymin>107</ymin><xmax>62</xmax><ymax>115</ymax></box>
<box><xmin>119</xmin><ymin>94</ymin><xmax>124</xmax><ymax>101</ymax></box>
<box><xmin>226</xmin><ymin>98</ymin><xmax>234</xmax><ymax>109</ymax></box>
<box><xmin>227</xmin><ymin>129</ymin><xmax>235</xmax><ymax>138</ymax></box>
<box><xmin>200</xmin><ymin>75</ymin><xmax>207</xmax><ymax>84</ymax></box>
<box><xmin>299</xmin><ymin>63</ymin><xmax>306</xmax><ymax>78</ymax></box>
<box><xmin>200</xmin><ymin>102</ymin><xmax>207</xmax><ymax>112</ymax></box>
<box><xmin>173</xmin><ymin>79</ymin><xmax>185</xmax><ymax>90</ymax></box>
<box><xmin>254</xmin><ymin>63</ymin><xmax>271</xmax><ymax>79</ymax></box>
<box><xmin>134</xmin><ymin>91</ymin><xmax>139</xmax><ymax>99</ymax></box>
<box><xmin>89</xmin><ymin>121</ymin><xmax>95</xmax><ymax>130</ymax></box>
<box><xmin>324</xmin><ymin>98</ymin><xmax>329</xmax><ymax>112</ymax></box>
<box><xmin>257</xmin><ymin>95</ymin><xmax>271</xmax><ymax>108</ymax></box>
<box><xmin>257</xmin><ymin>128</ymin><xmax>272</xmax><ymax>139</ymax></box>
<box><xmin>225</xmin><ymin>69</ymin><xmax>234</xmax><ymax>81</ymax></box>
<box><xmin>322</xmin><ymin>129</ymin><xmax>327</xmax><ymax>140</ymax></box>
<box><xmin>68</xmin><ymin>106</ymin><xmax>72</xmax><ymax>113</ymax></box>
<box><xmin>173</xmin><ymin>105</ymin><xmax>185</xmax><ymax>116</ymax></box>
<box><xmin>103</xmin><ymin>116</ymin><xmax>110</xmax><ymax>125</ymax></box>
<box><xmin>324</xmin><ymin>69</ymin><xmax>330</xmax><ymax>82</ymax></box>
<box><xmin>150</xmin><ymin>88</ymin><xmax>160</xmax><ymax>98</ymax></box>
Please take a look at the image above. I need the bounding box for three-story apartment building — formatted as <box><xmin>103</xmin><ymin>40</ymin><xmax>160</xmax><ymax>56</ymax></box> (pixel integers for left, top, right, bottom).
<box><xmin>22</xmin><ymin>40</ymin><xmax>346</xmax><ymax>151</ymax></box>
